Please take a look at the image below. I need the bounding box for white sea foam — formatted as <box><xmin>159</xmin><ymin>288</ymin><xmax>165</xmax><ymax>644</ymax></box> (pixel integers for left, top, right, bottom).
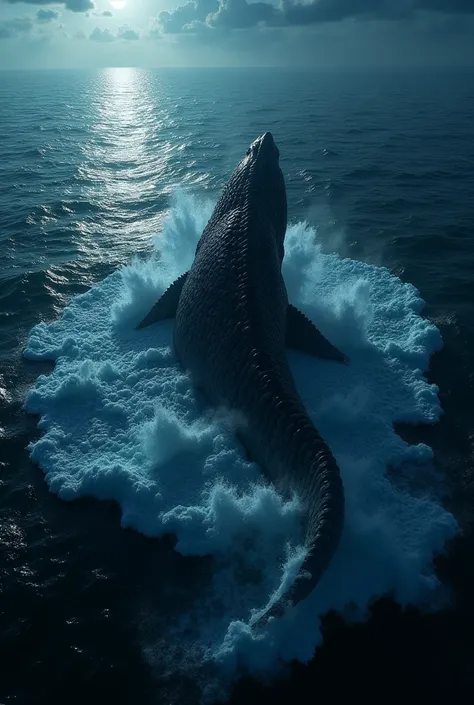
<box><xmin>24</xmin><ymin>192</ymin><xmax>459</xmax><ymax>700</ymax></box>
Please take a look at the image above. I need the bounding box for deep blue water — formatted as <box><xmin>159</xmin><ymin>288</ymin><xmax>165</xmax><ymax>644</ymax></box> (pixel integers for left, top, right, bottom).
<box><xmin>1</xmin><ymin>68</ymin><xmax>474</xmax><ymax>704</ymax></box>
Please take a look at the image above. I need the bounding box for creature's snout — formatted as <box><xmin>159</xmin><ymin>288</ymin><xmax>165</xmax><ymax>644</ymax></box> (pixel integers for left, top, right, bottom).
<box><xmin>247</xmin><ymin>132</ymin><xmax>280</xmax><ymax>161</ymax></box>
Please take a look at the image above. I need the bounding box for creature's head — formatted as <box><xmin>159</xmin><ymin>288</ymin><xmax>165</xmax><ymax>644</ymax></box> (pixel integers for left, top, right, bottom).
<box><xmin>244</xmin><ymin>132</ymin><xmax>287</xmax><ymax>250</ymax></box>
<box><xmin>211</xmin><ymin>132</ymin><xmax>287</xmax><ymax>257</ymax></box>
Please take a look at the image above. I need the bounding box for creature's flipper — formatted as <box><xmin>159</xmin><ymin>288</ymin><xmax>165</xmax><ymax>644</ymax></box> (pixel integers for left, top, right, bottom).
<box><xmin>136</xmin><ymin>272</ymin><xmax>188</xmax><ymax>329</ymax></box>
<box><xmin>286</xmin><ymin>304</ymin><xmax>349</xmax><ymax>364</ymax></box>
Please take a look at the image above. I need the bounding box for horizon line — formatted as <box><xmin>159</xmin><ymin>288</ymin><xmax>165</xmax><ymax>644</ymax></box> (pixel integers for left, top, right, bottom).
<box><xmin>1</xmin><ymin>64</ymin><xmax>474</xmax><ymax>72</ymax></box>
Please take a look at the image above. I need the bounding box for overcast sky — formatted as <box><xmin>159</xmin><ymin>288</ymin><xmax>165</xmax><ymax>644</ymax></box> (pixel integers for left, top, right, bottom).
<box><xmin>0</xmin><ymin>0</ymin><xmax>473</xmax><ymax>68</ymax></box>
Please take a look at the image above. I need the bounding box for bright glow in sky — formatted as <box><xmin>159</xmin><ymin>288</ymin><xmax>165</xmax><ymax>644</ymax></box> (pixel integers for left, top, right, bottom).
<box><xmin>0</xmin><ymin>0</ymin><xmax>474</xmax><ymax>69</ymax></box>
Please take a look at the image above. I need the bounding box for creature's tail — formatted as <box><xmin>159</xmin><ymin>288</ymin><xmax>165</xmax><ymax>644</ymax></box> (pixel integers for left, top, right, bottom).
<box><xmin>251</xmin><ymin>404</ymin><xmax>345</xmax><ymax>626</ymax></box>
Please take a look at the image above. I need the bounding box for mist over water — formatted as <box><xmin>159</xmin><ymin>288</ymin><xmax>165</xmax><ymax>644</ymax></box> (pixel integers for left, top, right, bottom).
<box><xmin>1</xmin><ymin>68</ymin><xmax>473</xmax><ymax>704</ymax></box>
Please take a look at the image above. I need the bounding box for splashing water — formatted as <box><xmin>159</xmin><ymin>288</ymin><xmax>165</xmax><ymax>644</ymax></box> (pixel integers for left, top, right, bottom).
<box><xmin>24</xmin><ymin>192</ymin><xmax>459</xmax><ymax>700</ymax></box>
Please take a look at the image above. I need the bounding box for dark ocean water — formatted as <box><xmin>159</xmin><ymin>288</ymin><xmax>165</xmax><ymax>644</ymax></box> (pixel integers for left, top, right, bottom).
<box><xmin>0</xmin><ymin>67</ymin><xmax>473</xmax><ymax>704</ymax></box>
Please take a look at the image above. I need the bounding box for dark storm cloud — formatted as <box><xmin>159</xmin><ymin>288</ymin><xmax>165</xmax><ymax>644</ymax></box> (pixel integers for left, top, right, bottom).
<box><xmin>418</xmin><ymin>0</ymin><xmax>474</xmax><ymax>11</ymax></box>
<box><xmin>3</xmin><ymin>0</ymin><xmax>94</xmax><ymax>13</ymax></box>
<box><xmin>211</xmin><ymin>0</ymin><xmax>277</xmax><ymax>28</ymax></box>
<box><xmin>158</xmin><ymin>0</ymin><xmax>218</xmax><ymax>34</ymax></box>
<box><xmin>155</xmin><ymin>0</ymin><xmax>474</xmax><ymax>33</ymax></box>
<box><xmin>36</xmin><ymin>9</ymin><xmax>59</xmax><ymax>21</ymax></box>
<box><xmin>282</xmin><ymin>0</ymin><xmax>474</xmax><ymax>24</ymax></box>
<box><xmin>281</xmin><ymin>0</ymin><xmax>386</xmax><ymax>25</ymax></box>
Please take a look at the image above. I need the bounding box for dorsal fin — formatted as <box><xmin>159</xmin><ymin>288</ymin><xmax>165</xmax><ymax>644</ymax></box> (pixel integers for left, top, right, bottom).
<box><xmin>136</xmin><ymin>272</ymin><xmax>188</xmax><ymax>329</ymax></box>
<box><xmin>286</xmin><ymin>304</ymin><xmax>349</xmax><ymax>364</ymax></box>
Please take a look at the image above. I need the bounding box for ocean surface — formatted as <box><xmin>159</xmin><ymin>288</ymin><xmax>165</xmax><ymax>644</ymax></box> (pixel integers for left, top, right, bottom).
<box><xmin>0</xmin><ymin>67</ymin><xmax>473</xmax><ymax>704</ymax></box>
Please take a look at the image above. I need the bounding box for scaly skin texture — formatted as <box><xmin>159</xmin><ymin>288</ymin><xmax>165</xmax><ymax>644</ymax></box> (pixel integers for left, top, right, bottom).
<box><xmin>174</xmin><ymin>133</ymin><xmax>344</xmax><ymax>622</ymax></box>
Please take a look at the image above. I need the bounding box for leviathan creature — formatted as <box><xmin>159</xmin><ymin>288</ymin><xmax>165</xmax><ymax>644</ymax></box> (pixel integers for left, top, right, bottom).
<box><xmin>138</xmin><ymin>132</ymin><xmax>347</xmax><ymax>622</ymax></box>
